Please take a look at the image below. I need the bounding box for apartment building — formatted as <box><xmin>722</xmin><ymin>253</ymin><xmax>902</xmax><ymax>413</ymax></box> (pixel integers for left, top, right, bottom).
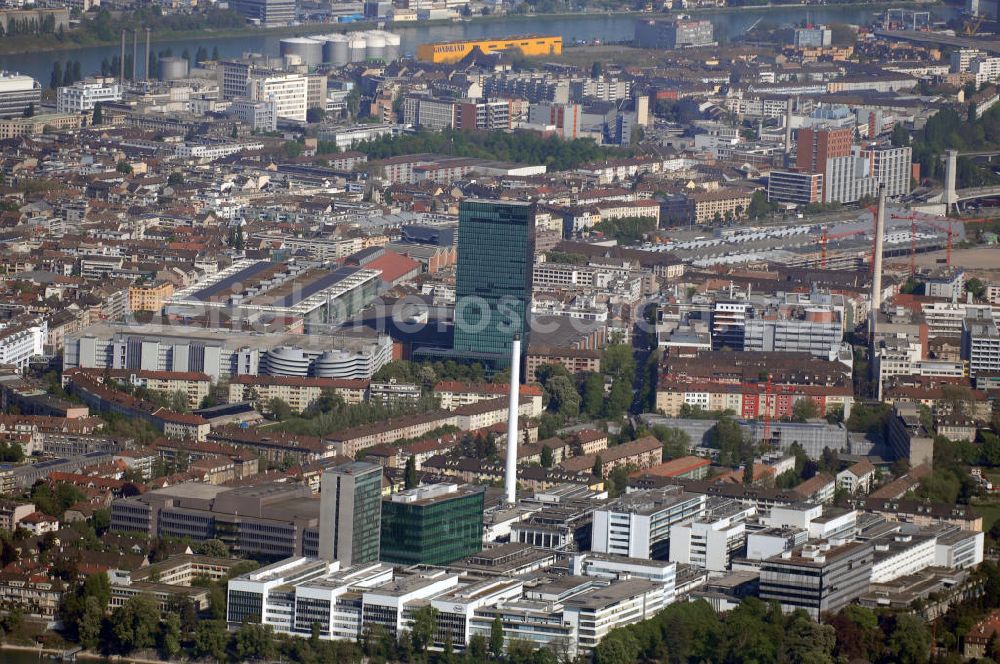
<box><xmin>228</xmin><ymin>375</ymin><xmax>369</xmax><ymax>412</ymax></box>
<box><xmin>127</xmin><ymin>281</ymin><xmax>174</xmax><ymax>313</ymax></box>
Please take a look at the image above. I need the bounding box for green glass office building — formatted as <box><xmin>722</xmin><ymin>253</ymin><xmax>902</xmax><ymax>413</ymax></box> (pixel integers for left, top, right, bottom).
<box><xmin>380</xmin><ymin>484</ymin><xmax>485</xmax><ymax>566</ymax></box>
<box><xmin>452</xmin><ymin>199</ymin><xmax>535</xmax><ymax>371</ymax></box>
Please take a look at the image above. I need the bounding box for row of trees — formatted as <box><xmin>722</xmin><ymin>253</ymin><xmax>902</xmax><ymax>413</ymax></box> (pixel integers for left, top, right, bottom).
<box><xmin>81</xmin><ymin>7</ymin><xmax>245</xmax><ymax>44</ymax></box>
<box><xmin>49</xmin><ymin>60</ymin><xmax>83</xmax><ymax>90</ymax></box>
<box><xmin>910</xmin><ymin>104</ymin><xmax>1000</xmax><ymax>187</ymax></box>
<box><xmin>1</xmin><ymin>13</ymin><xmax>59</xmax><ymax>37</ymax></box>
<box><xmin>594</xmin><ymin>598</ymin><xmax>933</xmax><ymax>664</ymax></box>
<box><xmin>356</xmin><ymin>129</ymin><xmax>630</xmax><ymax>172</ymax></box>
<box><xmin>592</xmin><ymin>216</ymin><xmax>658</xmax><ymax>244</ymax></box>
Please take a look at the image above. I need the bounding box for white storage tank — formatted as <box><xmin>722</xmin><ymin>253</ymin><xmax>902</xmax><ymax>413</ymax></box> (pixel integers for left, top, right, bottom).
<box><xmin>384</xmin><ymin>32</ymin><xmax>401</xmax><ymax>62</ymax></box>
<box><xmin>159</xmin><ymin>56</ymin><xmax>189</xmax><ymax>81</ymax></box>
<box><xmin>279</xmin><ymin>37</ymin><xmax>323</xmax><ymax>67</ymax></box>
<box><xmin>322</xmin><ymin>33</ymin><xmax>350</xmax><ymax>66</ymax></box>
<box><xmin>364</xmin><ymin>31</ymin><xmax>387</xmax><ymax>62</ymax></box>
<box><xmin>348</xmin><ymin>34</ymin><xmax>367</xmax><ymax>63</ymax></box>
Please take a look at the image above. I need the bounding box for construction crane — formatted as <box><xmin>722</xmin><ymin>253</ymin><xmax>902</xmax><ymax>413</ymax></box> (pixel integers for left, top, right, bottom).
<box><xmin>819</xmin><ymin>226</ymin><xmax>867</xmax><ymax>269</ymax></box>
<box><xmin>913</xmin><ymin>216</ymin><xmax>995</xmax><ymax>267</ymax></box>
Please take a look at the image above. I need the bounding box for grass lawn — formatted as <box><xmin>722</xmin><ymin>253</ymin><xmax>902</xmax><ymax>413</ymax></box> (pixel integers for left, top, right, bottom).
<box><xmin>973</xmin><ymin>501</ymin><xmax>1000</xmax><ymax>533</ymax></box>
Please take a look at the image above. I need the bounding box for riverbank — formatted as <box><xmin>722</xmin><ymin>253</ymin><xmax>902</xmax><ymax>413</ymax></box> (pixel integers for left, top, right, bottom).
<box><xmin>1</xmin><ymin>642</ymin><xmax>183</xmax><ymax>664</ymax></box>
<box><xmin>0</xmin><ymin>0</ymin><xmax>943</xmax><ymax>56</ymax></box>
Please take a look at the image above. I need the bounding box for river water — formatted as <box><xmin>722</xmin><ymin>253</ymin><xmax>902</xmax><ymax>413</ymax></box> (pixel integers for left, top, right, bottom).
<box><xmin>0</xmin><ymin>5</ymin><xmax>959</xmax><ymax>86</ymax></box>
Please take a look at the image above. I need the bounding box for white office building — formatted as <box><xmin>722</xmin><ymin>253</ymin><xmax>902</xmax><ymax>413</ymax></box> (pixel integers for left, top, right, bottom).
<box><xmin>0</xmin><ymin>318</ymin><xmax>47</xmax><ymax>372</ymax></box>
<box><xmin>870</xmin><ymin>531</ymin><xmax>938</xmax><ymax>584</ymax></box>
<box><xmin>669</xmin><ymin>498</ymin><xmax>755</xmax><ymax>572</ymax></box>
<box><xmin>0</xmin><ymin>72</ymin><xmax>41</xmax><ymax>118</ymax></box>
<box><xmin>56</xmin><ymin>80</ymin><xmax>122</xmax><ymax>114</ymax></box>
<box><xmin>591</xmin><ymin>486</ymin><xmax>706</xmax><ymax>559</ymax></box>
<box><xmin>570</xmin><ymin>553</ymin><xmax>677</xmax><ymax>606</ymax></box>
<box><xmin>229</xmin><ymin>98</ymin><xmax>278</xmax><ymax>131</ymax></box>
<box><xmin>249</xmin><ymin>72</ymin><xmax>308</xmax><ymax>122</ymax></box>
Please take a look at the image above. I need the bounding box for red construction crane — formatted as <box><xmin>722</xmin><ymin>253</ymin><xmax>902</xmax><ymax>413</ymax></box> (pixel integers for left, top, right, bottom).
<box><xmin>890</xmin><ymin>213</ymin><xmax>995</xmax><ymax>269</ymax></box>
<box><xmin>819</xmin><ymin>227</ymin><xmax>867</xmax><ymax>268</ymax></box>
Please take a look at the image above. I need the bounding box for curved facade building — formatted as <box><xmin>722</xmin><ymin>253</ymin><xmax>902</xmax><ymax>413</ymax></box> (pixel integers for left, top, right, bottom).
<box><xmin>262</xmin><ymin>346</ymin><xmax>311</xmax><ymax>377</ymax></box>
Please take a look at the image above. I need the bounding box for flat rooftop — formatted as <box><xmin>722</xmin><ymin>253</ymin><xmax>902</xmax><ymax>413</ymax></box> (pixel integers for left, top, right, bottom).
<box><xmin>69</xmin><ymin>321</ymin><xmax>383</xmax><ymax>352</ymax></box>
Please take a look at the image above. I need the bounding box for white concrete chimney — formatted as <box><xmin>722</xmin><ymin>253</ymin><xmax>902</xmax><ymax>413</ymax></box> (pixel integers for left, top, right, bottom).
<box><xmin>505</xmin><ymin>334</ymin><xmax>521</xmax><ymax>505</ymax></box>
<box><xmin>872</xmin><ymin>184</ymin><xmax>887</xmax><ymax>325</ymax></box>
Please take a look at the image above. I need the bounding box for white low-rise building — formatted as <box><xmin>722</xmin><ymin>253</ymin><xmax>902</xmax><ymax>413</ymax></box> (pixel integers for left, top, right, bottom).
<box><xmin>56</xmin><ymin>79</ymin><xmax>121</xmax><ymax>114</ymax></box>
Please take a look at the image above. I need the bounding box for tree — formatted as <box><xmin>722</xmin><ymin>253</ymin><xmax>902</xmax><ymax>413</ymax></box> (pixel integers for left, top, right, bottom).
<box><xmin>714</xmin><ymin>417</ymin><xmax>745</xmax><ymax>466</ymax></box>
<box><xmin>782</xmin><ymin>611</ymin><xmax>836</xmax><ymax>663</ymax></box>
<box><xmin>212</xmin><ymin>46</ymin><xmax>220</xmax><ymax>60</ymax></box>
<box><xmin>235</xmin><ymin>622</ymin><xmax>276</xmax><ymax>661</ymax></box>
<box><xmin>50</xmin><ymin>61</ymin><xmax>62</xmax><ymax>90</ymax></box>
<box><xmin>967</xmin><ymin>277</ymin><xmax>987</xmax><ymax>299</ymax></box>
<box><xmin>78</xmin><ymin>596</ymin><xmax>104</xmax><ymax>650</ymax></box>
<box><xmin>167</xmin><ymin>172</ymin><xmax>184</xmax><ymax>186</ymax></box>
<box><xmin>891</xmin><ymin>123</ymin><xmax>910</xmax><ymax>147</ymax></box>
<box><xmin>92</xmin><ymin>102</ymin><xmax>103</xmax><ymax>125</ymax></box>
<box><xmin>540</xmin><ymin>444</ymin><xmax>553</xmax><ymax>468</ymax></box>
<box><xmin>742</xmin><ymin>462</ymin><xmax>754</xmax><ymax>485</ymax></box>
<box><xmin>747</xmin><ymin>190</ymin><xmax>774</xmax><ymax>220</ymax></box>
<box><xmin>594</xmin><ymin>632</ymin><xmax>639</xmax><ymax>664</ymax></box>
<box><xmin>111</xmin><ymin>595</ymin><xmax>160</xmax><ymax>653</ymax></box>
<box><xmin>791</xmin><ymin>398</ymin><xmax>819</xmax><ymax>422</ymax></box>
<box><xmin>193</xmin><ymin>620</ymin><xmax>229</xmax><ymax>662</ymax></box>
<box><xmin>489</xmin><ymin>615</ymin><xmax>505</xmax><ymax>658</ymax></box>
<box><xmin>591</xmin><ymin>61</ymin><xmax>603</xmax><ymax>78</ymax></box>
<box><xmin>885</xmin><ymin>613</ymin><xmax>931</xmax><ymax>664</ymax></box>
<box><xmin>410</xmin><ymin>605</ymin><xmax>438</xmax><ymax>656</ymax></box>
<box><xmin>604</xmin><ymin>377</ymin><xmax>632</xmax><ymax>419</ymax></box>
<box><xmin>307</xmin><ymin>107</ymin><xmax>326</xmax><ymax>123</ymax></box>
<box><xmin>545</xmin><ymin>374</ymin><xmax>580</xmax><ymax>418</ymax></box>
<box><xmin>581</xmin><ymin>372</ymin><xmax>605</xmax><ymax>418</ymax></box>
<box><xmin>158</xmin><ymin>613</ymin><xmax>182</xmax><ymax>659</ymax></box>
<box><xmin>468</xmin><ymin>634</ymin><xmax>488</xmax><ymax>661</ymax></box>
<box><xmin>602</xmin><ymin>344</ymin><xmax>636</xmax><ymax>381</ymax></box>
<box><xmin>652</xmin><ymin>425</ymin><xmax>691</xmax><ymax>460</ymax></box>
<box><xmin>116</xmin><ymin>160</ymin><xmax>132</xmax><ymax>174</ymax></box>
<box><xmin>592</xmin><ymin>455</ymin><xmax>604</xmax><ymax>477</ymax></box>
<box><xmin>196</xmin><ymin>538</ymin><xmax>229</xmax><ymax>558</ymax></box>
<box><xmin>267</xmin><ymin>397</ymin><xmax>292</xmax><ymax>421</ymax></box>
<box><xmin>404</xmin><ymin>456</ymin><xmax>418</xmax><ymax>489</ymax></box>
<box><xmin>22</xmin><ymin>102</ymin><xmax>34</xmax><ymax>118</ymax></box>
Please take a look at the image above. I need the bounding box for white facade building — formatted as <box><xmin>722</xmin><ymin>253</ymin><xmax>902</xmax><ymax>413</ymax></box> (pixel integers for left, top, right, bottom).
<box><xmin>591</xmin><ymin>488</ymin><xmax>706</xmax><ymax>560</ymax></box>
<box><xmin>0</xmin><ymin>318</ymin><xmax>47</xmax><ymax>371</ymax></box>
<box><xmin>249</xmin><ymin>72</ymin><xmax>308</xmax><ymax>122</ymax></box>
<box><xmin>669</xmin><ymin>499</ymin><xmax>755</xmax><ymax>572</ymax></box>
<box><xmin>870</xmin><ymin>532</ymin><xmax>938</xmax><ymax>584</ymax></box>
<box><xmin>229</xmin><ymin>98</ymin><xmax>278</xmax><ymax>131</ymax></box>
<box><xmin>56</xmin><ymin>80</ymin><xmax>122</xmax><ymax>114</ymax></box>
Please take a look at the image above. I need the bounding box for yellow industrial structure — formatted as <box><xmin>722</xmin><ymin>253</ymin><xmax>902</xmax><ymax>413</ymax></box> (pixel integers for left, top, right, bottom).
<box><xmin>416</xmin><ymin>35</ymin><xmax>563</xmax><ymax>64</ymax></box>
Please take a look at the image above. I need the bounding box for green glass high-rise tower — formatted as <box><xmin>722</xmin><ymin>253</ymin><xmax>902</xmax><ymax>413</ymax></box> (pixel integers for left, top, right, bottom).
<box><xmin>452</xmin><ymin>199</ymin><xmax>535</xmax><ymax>371</ymax></box>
